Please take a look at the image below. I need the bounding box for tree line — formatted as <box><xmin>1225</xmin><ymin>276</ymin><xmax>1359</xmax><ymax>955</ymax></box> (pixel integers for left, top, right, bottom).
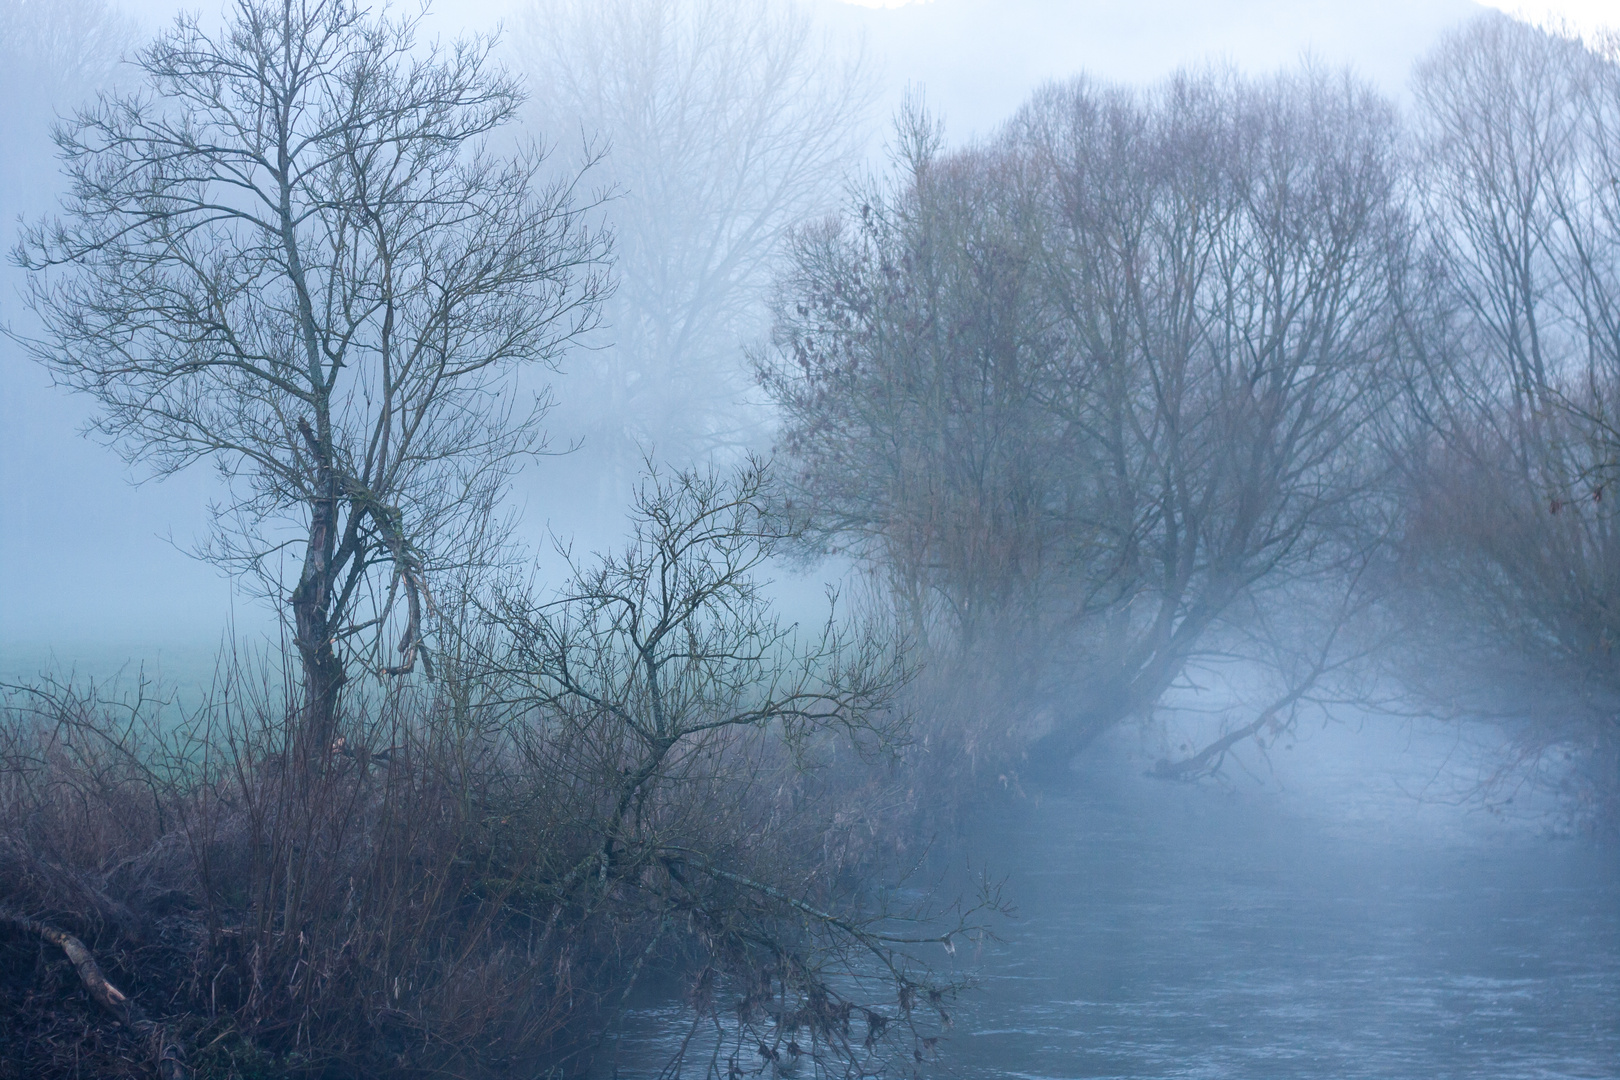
<box><xmin>0</xmin><ymin>0</ymin><xmax>1616</xmax><ymax>1077</ymax></box>
<box><xmin>763</xmin><ymin>18</ymin><xmax>1620</xmax><ymax>813</ymax></box>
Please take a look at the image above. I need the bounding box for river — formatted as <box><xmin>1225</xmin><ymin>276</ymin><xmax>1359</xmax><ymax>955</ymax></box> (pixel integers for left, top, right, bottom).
<box><xmin>604</xmin><ymin>715</ymin><xmax>1619</xmax><ymax>1078</ymax></box>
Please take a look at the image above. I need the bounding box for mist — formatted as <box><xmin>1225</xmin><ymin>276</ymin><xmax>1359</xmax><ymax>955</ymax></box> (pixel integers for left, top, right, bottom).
<box><xmin>0</xmin><ymin>0</ymin><xmax>1615</xmax><ymax>1078</ymax></box>
<box><xmin>2</xmin><ymin>0</ymin><xmax>1487</xmax><ymax>671</ymax></box>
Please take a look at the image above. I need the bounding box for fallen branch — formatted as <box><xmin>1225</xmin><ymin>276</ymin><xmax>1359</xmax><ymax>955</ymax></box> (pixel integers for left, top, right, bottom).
<box><xmin>0</xmin><ymin>909</ymin><xmax>186</xmax><ymax>1080</ymax></box>
<box><xmin>1151</xmin><ymin>707</ymin><xmax>1279</xmax><ymax>780</ymax></box>
<box><xmin>1150</xmin><ymin>605</ymin><xmax>1358</xmax><ymax>782</ymax></box>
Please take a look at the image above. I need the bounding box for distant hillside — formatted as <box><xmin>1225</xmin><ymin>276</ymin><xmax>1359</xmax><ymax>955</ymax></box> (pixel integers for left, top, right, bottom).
<box><xmin>812</xmin><ymin>0</ymin><xmax>1487</xmax><ymax>139</ymax></box>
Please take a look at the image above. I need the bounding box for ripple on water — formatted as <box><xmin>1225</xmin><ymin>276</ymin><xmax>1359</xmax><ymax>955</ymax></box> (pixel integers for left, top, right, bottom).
<box><xmin>939</xmin><ymin>722</ymin><xmax>1619</xmax><ymax>1080</ymax></box>
<box><xmin>599</xmin><ymin>716</ymin><xmax>1619</xmax><ymax>1079</ymax></box>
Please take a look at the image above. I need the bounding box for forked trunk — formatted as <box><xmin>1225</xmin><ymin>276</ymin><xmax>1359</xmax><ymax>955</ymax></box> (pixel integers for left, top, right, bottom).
<box><xmin>290</xmin><ymin>475</ymin><xmax>346</xmax><ymax>762</ymax></box>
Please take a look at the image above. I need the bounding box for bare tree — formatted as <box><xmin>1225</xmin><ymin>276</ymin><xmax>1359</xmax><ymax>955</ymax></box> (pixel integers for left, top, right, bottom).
<box><xmin>0</xmin><ymin>0</ymin><xmax>131</xmax><ymax>178</ymax></box>
<box><xmin>484</xmin><ymin>459</ymin><xmax>986</xmax><ymax>1074</ymax></box>
<box><xmin>495</xmin><ymin>457</ymin><xmax>903</xmax><ymax>860</ymax></box>
<box><xmin>1395</xmin><ymin>14</ymin><xmax>1620</xmax><ymax>825</ymax></box>
<box><xmin>12</xmin><ymin>0</ymin><xmax>609</xmax><ymax>752</ymax></box>
<box><xmin>763</xmin><ymin>70</ymin><xmax>1405</xmax><ymax>773</ymax></box>
<box><xmin>758</xmin><ymin>99</ymin><xmax>1081</xmax><ymax>777</ymax></box>
<box><xmin>0</xmin><ymin>462</ymin><xmax>982</xmax><ymax>1077</ymax></box>
<box><xmin>1020</xmin><ymin>67</ymin><xmax>1403</xmax><ymax>763</ymax></box>
<box><xmin>515</xmin><ymin>0</ymin><xmax>874</xmax><ymax>498</ymax></box>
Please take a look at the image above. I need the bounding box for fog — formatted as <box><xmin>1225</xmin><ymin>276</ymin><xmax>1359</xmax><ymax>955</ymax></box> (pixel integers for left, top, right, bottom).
<box><xmin>0</xmin><ymin>0</ymin><xmax>1616</xmax><ymax>1077</ymax></box>
<box><xmin>2</xmin><ymin>0</ymin><xmax>1488</xmax><ymax>673</ymax></box>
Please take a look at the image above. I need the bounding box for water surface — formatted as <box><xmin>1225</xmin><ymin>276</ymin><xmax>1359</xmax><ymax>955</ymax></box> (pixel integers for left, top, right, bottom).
<box><xmin>945</xmin><ymin>737</ymin><xmax>1618</xmax><ymax>1079</ymax></box>
<box><xmin>608</xmin><ymin>719</ymin><xmax>1620</xmax><ymax>1078</ymax></box>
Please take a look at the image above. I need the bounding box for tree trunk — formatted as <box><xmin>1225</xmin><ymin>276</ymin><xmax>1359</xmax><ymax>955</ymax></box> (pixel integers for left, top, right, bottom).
<box><xmin>293</xmin><ymin>618</ymin><xmax>345</xmax><ymax>759</ymax></box>
<box><xmin>0</xmin><ymin>910</ymin><xmax>188</xmax><ymax>1079</ymax></box>
<box><xmin>290</xmin><ymin>435</ymin><xmax>345</xmax><ymax>759</ymax></box>
<box><xmin>1022</xmin><ymin>680</ymin><xmax>1133</xmax><ymax>780</ymax></box>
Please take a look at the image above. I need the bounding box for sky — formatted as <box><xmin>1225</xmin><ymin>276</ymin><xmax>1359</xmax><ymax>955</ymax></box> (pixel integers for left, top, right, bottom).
<box><xmin>839</xmin><ymin>0</ymin><xmax>1612</xmax><ymax>34</ymax></box>
<box><xmin>812</xmin><ymin>0</ymin><xmax>1483</xmax><ymax>138</ymax></box>
<box><xmin>0</xmin><ymin>0</ymin><xmax>1552</xmax><ymax>681</ymax></box>
<box><xmin>1478</xmin><ymin>0</ymin><xmax>1620</xmax><ymax>35</ymax></box>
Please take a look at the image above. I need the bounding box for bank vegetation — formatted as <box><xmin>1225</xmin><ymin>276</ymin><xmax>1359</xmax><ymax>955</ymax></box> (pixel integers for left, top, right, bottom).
<box><xmin>3</xmin><ymin>1</ymin><xmax>1620</xmax><ymax>1077</ymax></box>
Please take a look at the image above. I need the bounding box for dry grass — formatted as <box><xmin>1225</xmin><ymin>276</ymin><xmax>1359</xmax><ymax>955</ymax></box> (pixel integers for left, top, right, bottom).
<box><xmin>0</xmin><ymin>658</ymin><xmax>970</xmax><ymax>1080</ymax></box>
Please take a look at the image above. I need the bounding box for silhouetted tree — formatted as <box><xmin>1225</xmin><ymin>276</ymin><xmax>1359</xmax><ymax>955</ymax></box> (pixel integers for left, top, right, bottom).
<box><xmin>764</xmin><ymin>70</ymin><xmax>1406</xmax><ymax>769</ymax></box>
<box><xmin>14</xmin><ymin>0</ymin><xmax>608</xmax><ymax>754</ymax></box>
<box><xmin>484</xmin><ymin>459</ymin><xmax>982</xmax><ymax>1073</ymax></box>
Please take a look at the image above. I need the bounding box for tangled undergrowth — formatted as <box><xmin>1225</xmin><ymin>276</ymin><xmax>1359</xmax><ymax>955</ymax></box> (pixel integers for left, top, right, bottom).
<box><xmin>0</xmin><ymin>467</ymin><xmax>999</xmax><ymax>1080</ymax></box>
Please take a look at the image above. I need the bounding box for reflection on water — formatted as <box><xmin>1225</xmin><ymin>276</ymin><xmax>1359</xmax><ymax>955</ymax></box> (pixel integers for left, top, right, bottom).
<box><xmin>607</xmin><ymin>718</ymin><xmax>1620</xmax><ymax>1078</ymax></box>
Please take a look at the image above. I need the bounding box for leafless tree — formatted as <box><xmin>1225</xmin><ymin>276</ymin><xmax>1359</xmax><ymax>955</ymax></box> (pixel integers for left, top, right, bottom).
<box><xmin>1395</xmin><ymin>13</ymin><xmax>1620</xmax><ymax>825</ymax></box>
<box><xmin>515</xmin><ymin>0</ymin><xmax>874</xmax><ymax>499</ymax></box>
<box><xmin>763</xmin><ymin>70</ymin><xmax>1406</xmax><ymax>773</ymax></box>
<box><xmin>0</xmin><ymin>0</ymin><xmax>131</xmax><ymax>162</ymax></box>
<box><xmin>11</xmin><ymin>0</ymin><xmax>609</xmax><ymax>753</ymax></box>
<box><xmin>484</xmin><ymin>459</ymin><xmax>987</xmax><ymax>1075</ymax></box>
<box><xmin>1023</xmin><ymin>67</ymin><xmax>1404</xmax><ymax>762</ymax></box>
